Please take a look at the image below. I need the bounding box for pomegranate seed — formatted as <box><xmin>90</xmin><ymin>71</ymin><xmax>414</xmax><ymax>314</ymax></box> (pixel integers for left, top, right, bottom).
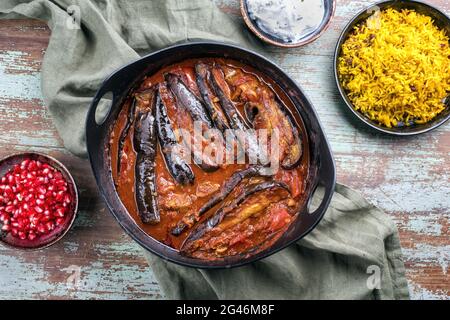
<box><xmin>55</xmin><ymin>208</ymin><xmax>66</xmax><ymax>217</ymax></box>
<box><xmin>37</xmin><ymin>186</ymin><xmax>46</xmax><ymax>195</ymax></box>
<box><xmin>34</xmin><ymin>206</ymin><xmax>44</xmax><ymax>214</ymax></box>
<box><xmin>64</xmin><ymin>195</ymin><xmax>71</xmax><ymax>204</ymax></box>
<box><xmin>55</xmin><ymin>191</ymin><xmax>63</xmax><ymax>201</ymax></box>
<box><xmin>45</xmin><ymin>221</ymin><xmax>54</xmax><ymax>231</ymax></box>
<box><xmin>29</xmin><ymin>216</ymin><xmax>38</xmax><ymax>225</ymax></box>
<box><xmin>37</xmin><ymin>224</ymin><xmax>46</xmax><ymax>233</ymax></box>
<box><xmin>28</xmin><ymin>161</ymin><xmax>37</xmax><ymax>171</ymax></box>
<box><xmin>0</xmin><ymin>158</ymin><xmax>73</xmax><ymax>241</ymax></box>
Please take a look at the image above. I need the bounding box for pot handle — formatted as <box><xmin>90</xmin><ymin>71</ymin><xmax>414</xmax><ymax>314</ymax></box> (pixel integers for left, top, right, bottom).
<box><xmin>86</xmin><ymin>81</ymin><xmax>115</xmax><ymax>131</ymax></box>
<box><xmin>86</xmin><ymin>59</ymin><xmax>140</xmax><ymax>131</ymax></box>
<box><xmin>308</xmin><ymin>140</ymin><xmax>336</xmax><ymax>216</ymax></box>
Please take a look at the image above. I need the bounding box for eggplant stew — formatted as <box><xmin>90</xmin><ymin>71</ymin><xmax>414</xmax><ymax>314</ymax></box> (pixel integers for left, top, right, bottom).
<box><xmin>109</xmin><ymin>58</ymin><xmax>309</xmax><ymax>261</ymax></box>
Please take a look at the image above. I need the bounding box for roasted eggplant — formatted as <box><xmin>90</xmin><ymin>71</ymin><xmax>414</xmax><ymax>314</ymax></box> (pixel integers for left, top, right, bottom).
<box><xmin>210</xmin><ymin>65</ymin><xmax>268</xmax><ymax>164</ymax></box>
<box><xmin>165</xmin><ymin>73</ymin><xmax>214</xmax><ymax>128</ymax></box>
<box><xmin>251</xmin><ymin>91</ymin><xmax>302</xmax><ymax>169</ymax></box>
<box><xmin>165</xmin><ymin>73</ymin><xmax>221</xmax><ymax>172</ymax></box>
<box><xmin>180</xmin><ymin>181</ymin><xmax>291</xmax><ymax>257</ymax></box>
<box><xmin>220</xmin><ymin>65</ymin><xmax>303</xmax><ymax>169</ymax></box>
<box><xmin>195</xmin><ymin>63</ymin><xmax>230</xmax><ymax>132</ymax></box>
<box><xmin>133</xmin><ymin>91</ymin><xmax>160</xmax><ymax>224</ymax></box>
<box><xmin>197</xmin><ymin>166</ymin><xmax>266</xmax><ymax>216</ymax></box>
<box><xmin>156</xmin><ymin>84</ymin><xmax>195</xmax><ymax>185</ymax></box>
<box><xmin>117</xmin><ymin>98</ymin><xmax>136</xmax><ymax>175</ymax></box>
<box><xmin>210</xmin><ymin>66</ymin><xmax>248</xmax><ymax>132</ymax></box>
<box><xmin>170</xmin><ymin>166</ymin><xmax>265</xmax><ymax>236</ymax></box>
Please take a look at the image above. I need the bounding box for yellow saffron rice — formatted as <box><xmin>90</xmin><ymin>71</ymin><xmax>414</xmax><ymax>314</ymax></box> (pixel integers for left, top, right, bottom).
<box><xmin>338</xmin><ymin>8</ymin><xmax>450</xmax><ymax>128</ymax></box>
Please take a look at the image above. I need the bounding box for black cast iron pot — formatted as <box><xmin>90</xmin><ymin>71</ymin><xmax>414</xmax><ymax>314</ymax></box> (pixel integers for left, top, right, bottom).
<box><xmin>86</xmin><ymin>42</ymin><xmax>336</xmax><ymax>268</ymax></box>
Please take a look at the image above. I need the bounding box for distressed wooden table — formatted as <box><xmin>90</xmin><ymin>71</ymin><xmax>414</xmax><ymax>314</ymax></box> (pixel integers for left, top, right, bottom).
<box><xmin>0</xmin><ymin>0</ymin><xmax>448</xmax><ymax>300</ymax></box>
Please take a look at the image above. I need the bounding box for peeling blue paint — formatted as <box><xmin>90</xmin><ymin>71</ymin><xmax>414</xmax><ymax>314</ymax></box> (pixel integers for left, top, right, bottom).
<box><xmin>0</xmin><ymin>51</ymin><xmax>42</xmax><ymax>100</ymax></box>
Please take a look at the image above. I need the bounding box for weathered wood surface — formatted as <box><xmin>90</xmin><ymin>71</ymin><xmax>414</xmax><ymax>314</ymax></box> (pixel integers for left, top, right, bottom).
<box><xmin>0</xmin><ymin>0</ymin><xmax>448</xmax><ymax>299</ymax></box>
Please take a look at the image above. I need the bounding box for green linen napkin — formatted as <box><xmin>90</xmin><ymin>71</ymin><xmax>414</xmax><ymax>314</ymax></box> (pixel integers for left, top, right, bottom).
<box><xmin>0</xmin><ymin>0</ymin><xmax>410</xmax><ymax>300</ymax></box>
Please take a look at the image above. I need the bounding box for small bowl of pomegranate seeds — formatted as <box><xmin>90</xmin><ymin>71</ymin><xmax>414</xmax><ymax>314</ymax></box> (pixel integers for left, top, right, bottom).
<box><xmin>0</xmin><ymin>153</ymin><xmax>78</xmax><ymax>250</ymax></box>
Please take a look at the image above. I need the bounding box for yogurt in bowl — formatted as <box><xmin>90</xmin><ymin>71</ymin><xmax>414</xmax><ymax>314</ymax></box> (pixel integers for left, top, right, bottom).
<box><xmin>241</xmin><ymin>0</ymin><xmax>335</xmax><ymax>47</ymax></box>
<box><xmin>247</xmin><ymin>0</ymin><xmax>325</xmax><ymax>43</ymax></box>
